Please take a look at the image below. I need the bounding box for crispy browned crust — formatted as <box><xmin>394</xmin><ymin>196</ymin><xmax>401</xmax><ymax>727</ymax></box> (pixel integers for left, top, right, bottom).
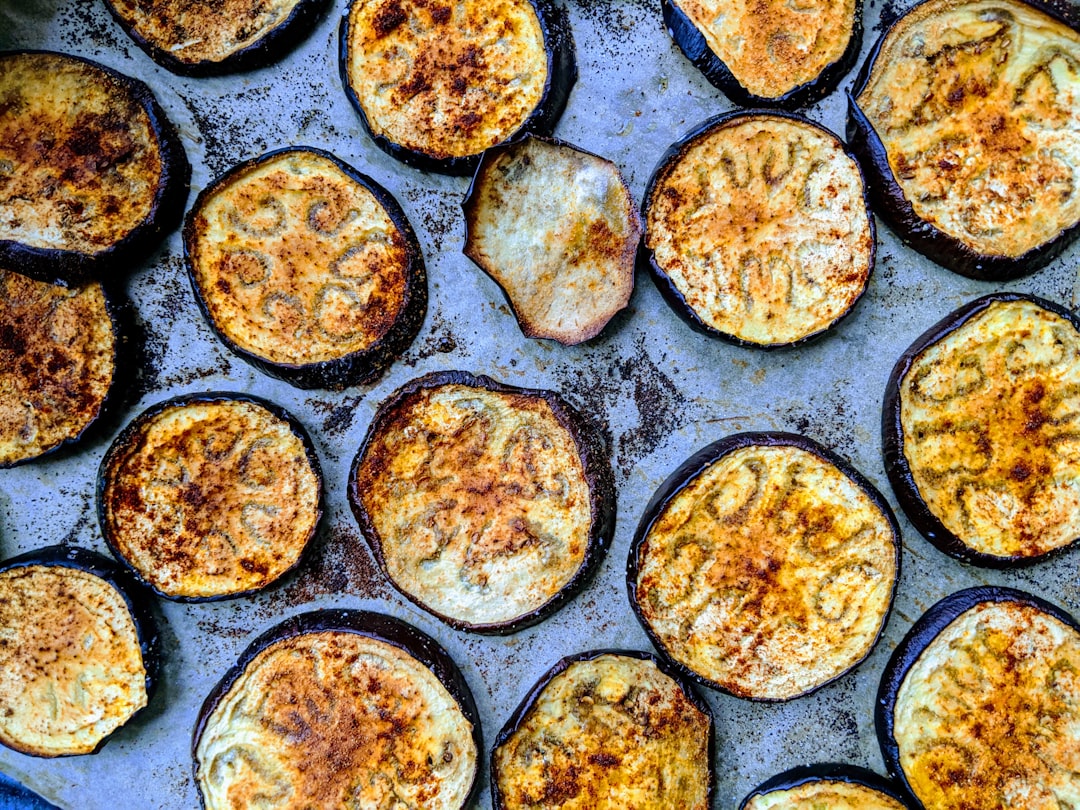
<box><xmin>462</xmin><ymin>135</ymin><xmax>640</xmax><ymax>345</ymax></box>
<box><xmin>0</xmin><ymin>51</ymin><xmax>189</xmax><ymax>287</ymax></box>
<box><xmin>102</xmin><ymin>0</ymin><xmax>329</xmax><ymax>76</ymax></box>
<box><xmin>97</xmin><ymin>392</ymin><xmax>323</xmax><ymax>601</ymax></box>
<box><xmin>349</xmin><ymin>370</ymin><xmax>615</xmax><ymax>634</ymax></box>
<box><xmin>491</xmin><ymin>649</ymin><xmax>714</xmax><ymax>809</ymax></box>
<box><xmin>184</xmin><ymin>147</ymin><xmax>426</xmax><ymax>390</ymax></box>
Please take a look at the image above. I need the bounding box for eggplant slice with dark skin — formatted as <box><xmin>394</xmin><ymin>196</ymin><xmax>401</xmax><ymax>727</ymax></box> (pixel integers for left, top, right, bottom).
<box><xmin>740</xmin><ymin>764</ymin><xmax>914</xmax><ymax>809</ymax></box>
<box><xmin>184</xmin><ymin>147</ymin><xmax>426</xmax><ymax>390</ymax></box>
<box><xmin>629</xmin><ymin>432</ymin><xmax>900</xmax><ymax>701</ymax></box>
<box><xmin>350</xmin><ymin>370</ymin><xmax>615</xmax><ymax>634</ymax></box>
<box><xmin>339</xmin><ymin>0</ymin><xmax>576</xmax><ymax>175</ymax></box>
<box><xmin>102</xmin><ymin>0</ymin><xmax>330</xmax><ymax>76</ymax></box>
<box><xmin>0</xmin><ymin>545</ymin><xmax>159</xmax><ymax>758</ymax></box>
<box><xmin>0</xmin><ymin>51</ymin><xmax>189</xmax><ymax>288</ymax></box>
<box><xmin>883</xmin><ymin>292</ymin><xmax>1080</xmax><ymax>567</ymax></box>
<box><xmin>848</xmin><ymin>0</ymin><xmax>1080</xmax><ymax>280</ymax></box>
<box><xmin>98</xmin><ymin>392</ymin><xmax>323</xmax><ymax>602</ymax></box>
<box><xmin>663</xmin><ymin>0</ymin><xmax>862</xmax><ymax>108</ymax></box>
<box><xmin>193</xmin><ymin>609</ymin><xmax>481</xmax><ymax>810</ymax></box>
<box><xmin>491</xmin><ymin>649</ymin><xmax>714</xmax><ymax>810</ymax></box>
<box><xmin>462</xmin><ymin>135</ymin><xmax>640</xmax><ymax>345</ymax></box>
<box><xmin>642</xmin><ymin>111</ymin><xmax>875</xmax><ymax>349</ymax></box>
<box><xmin>877</xmin><ymin>586</ymin><xmax>1080</xmax><ymax>810</ymax></box>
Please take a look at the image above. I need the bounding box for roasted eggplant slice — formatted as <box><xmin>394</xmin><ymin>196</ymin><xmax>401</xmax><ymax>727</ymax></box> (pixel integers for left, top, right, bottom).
<box><xmin>462</xmin><ymin>136</ymin><xmax>639</xmax><ymax>345</ymax></box>
<box><xmin>877</xmin><ymin>587</ymin><xmax>1080</xmax><ymax>810</ymax></box>
<box><xmin>643</xmin><ymin>112</ymin><xmax>875</xmax><ymax>348</ymax></box>
<box><xmin>349</xmin><ymin>371</ymin><xmax>615</xmax><ymax>634</ymax></box>
<box><xmin>340</xmin><ymin>0</ymin><xmax>576</xmax><ymax>175</ymax></box>
<box><xmin>849</xmin><ymin>0</ymin><xmax>1080</xmax><ymax>279</ymax></box>
<box><xmin>491</xmin><ymin>649</ymin><xmax>713</xmax><ymax>810</ymax></box>
<box><xmin>0</xmin><ymin>545</ymin><xmax>159</xmax><ymax>758</ymax></box>
<box><xmin>0</xmin><ymin>270</ymin><xmax>118</xmax><ymax>467</ymax></box>
<box><xmin>883</xmin><ymin>293</ymin><xmax>1080</xmax><ymax>566</ymax></box>
<box><xmin>629</xmin><ymin>432</ymin><xmax>900</xmax><ymax>701</ymax></box>
<box><xmin>663</xmin><ymin>0</ymin><xmax>861</xmax><ymax>107</ymax></box>
<box><xmin>740</xmin><ymin>764</ymin><xmax>912</xmax><ymax>809</ymax></box>
<box><xmin>98</xmin><ymin>393</ymin><xmax>323</xmax><ymax>601</ymax></box>
<box><xmin>193</xmin><ymin>609</ymin><xmax>481</xmax><ymax>809</ymax></box>
<box><xmin>0</xmin><ymin>51</ymin><xmax>189</xmax><ymax>287</ymax></box>
<box><xmin>102</xmin><ymin>0</ymin><xmax>329</xmax><ymax>76</ymax></box>
<box><xmin>184</xmin><ymin>147</ymin><xmax>426</xmax><ymax>389</ymax></box>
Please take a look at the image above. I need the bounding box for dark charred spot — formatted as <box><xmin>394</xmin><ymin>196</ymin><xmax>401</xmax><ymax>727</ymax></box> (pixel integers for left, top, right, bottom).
<box><xmin>372</xmin><ymin>0</ymin><xmax>407</xmax><ymax>37</ymax></box>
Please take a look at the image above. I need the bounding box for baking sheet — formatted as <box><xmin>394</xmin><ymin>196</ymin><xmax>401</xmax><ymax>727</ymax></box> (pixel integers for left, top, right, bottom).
<box><xmin>2</xmin><ymin>0</ymin><xmax>1079</xmax><ymax>807</ymax></box>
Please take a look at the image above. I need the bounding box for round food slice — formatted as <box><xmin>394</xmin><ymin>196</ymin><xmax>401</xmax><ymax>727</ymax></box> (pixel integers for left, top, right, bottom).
<box><xmin>0</xmin><ymin>51</ymin><xmax>189</xmax><ymax>287</ymax></box>
<box><xmin>102</xmin><ymin>0</ymin><xmax>328</xmax><ymax>75</ymax></box>
<box><xmin>740</xmin><ymin>764</ymin><xmax>912</xmax><ymax>810</ymax></box>
<box><xmin>462</xmin><ymin>136</ymin><xmax>640</xmax><ymax>345</ymax></box>
<box><xmin>0</xmin><ymin>545</ymin><xmax>159</xmax><ymax>758</ymax></box>
<box><xmin>339</xmin><ymin>0</ymin><xmax>576</xmax><ymax>174</ymax></box>
<box><xmin>629</xmin><ymin>432</ymin><xmax>900</xmax><ymax>701</ymax></box>
<box><xmin>664</xmin><ymin>0</ymin><xmax>861</xmax><ymax>107</ymax></box>
<box><xmin>491</xmin><ymin>650</ymin><xmax>713</xmax><ymax>810</ymax></box>
<box><xmin>643</xmin><ymin>113</ymin><xmax>874</xmax><ymax>348</ymax></box>
<box><xmin>0</xmin><ymin>269</ymin><xmax>119</xmax><ymax>467</ymax></box>
<box><xmin>877</xmin><ymin>587</ymin><xmax>1080</xmax><ymax>810</ymax></box>
<box><xmin>850</xmin><ymin>0</ymin><xmax>1080</xmax><ymax>279</ymax></box>
<box><xmin>349</xmin><ymin>370</ymin><xmax>615</xmax><ymax>633</ymax></box>
<box><xmin>98</xmin><ymin>393</ymin><xmax>323</xmax><ymax>601</ymax></box>
<box><xmin>884</xmin><ymin>293</ymin><xmax>1080</xmax><ymax>566</ymax></box>
<box><xmin>184</xmin><ymin>147</ymin><xmax>426</xmax><ymax>389</ymax></box>
<box><xmin>193</xmin><ymin>609</ymin><xmax>481</xmax><ymax>809</ymax></box>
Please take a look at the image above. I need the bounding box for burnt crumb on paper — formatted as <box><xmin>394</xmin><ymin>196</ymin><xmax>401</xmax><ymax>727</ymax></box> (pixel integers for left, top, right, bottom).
<box><xmin>780</xmin><ymin>388</ymin><xmax>857</xmax><ymax>457</ymax></box>
<box><xmin>399</xmin><ymin>183</ymin><xmax>460</xmax><ymax>254</ymax></box>
<box><xmin>275</xmin><ymin>523</ymin><xmax>391</xmax><ymax>608</ymax></box>
<box><xmin>179</xmin><ymin>89</ymin><xmax>272</xmax><ymax>177</ymax></box>
<box><xmin>59</xmin><ymin>0</ymin><xmax>127</xmax><ymax>55</ymax></box>
<box><xmin>401</xmin><ymin>309</ymin><xmax>459</xmax><ymax>366</ymax></box>
<box><xmin>307</xmin><ymin>393</ymin><xmax>366</xmax><ymax>438</ymax></box>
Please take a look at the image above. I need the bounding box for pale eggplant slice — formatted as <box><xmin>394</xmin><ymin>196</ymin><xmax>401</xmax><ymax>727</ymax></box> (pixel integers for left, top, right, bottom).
<box><xmin>883</xmin><ymin>293</ymin><xmax>1080</xmax><ymax>566</ymax></box>
<box><xmin>0</xmin><ymin>545</ymin><xmax>159</xmax><ymax>758</ymax></box>
<box><xmin>0</xmin><ymin>51</ymin><xmax>189</xmax><ymax>287</ymax></box>
<box><xmin>193</xmin><ymin>609</ymin><xmax>481</xmax><ymax>810</ymax></box>
<box><xmin>664</xmin><ymin>0</ymin><xmax>862</xmax><ymax>107</ymax></box>
<box><xmin>462</xmin><ymin>136</ymin><xmax>640</xmax><ymax>345</ymax></box>
<box><xmin>629</xmin><ymin>432</ymin><xmax>900</xmax><ymax>701</ymax></box>
<box><xmin>339</xmin><ymin>0</ymin><xmax>576</xmax><ymax>175</ymax></box>
<box><xmin>98</xmin><ymin>393</ymin><xmax>323</xmax><ymax>601</ymax></box>
<box><xmin>877</xmin><ymin>587</ymin><xmax>1080</xmax><ymax>810</ymax></box>
<box><xmin>102</xmin><ymin>0</ymin><xmax>329</xmax><ymax>76</ymax></box>
<box><xmin>184</xmin><ymin>147</ymin><xmax>426</xmax><ymax>389</ymax></box>
<box><xmin>740</xmin><ymin>764</ymin><xmax>913</xmax><ymax>810</ymax></box>
<box><xmin>643</xmin><ymin>112</ymin><xmax>875</xmax><ymax>349</ymax></box>
<box><xmin>491</xmin><ymin>650</ymin><xmax>713</xmax><ymax>810</ymax></box>
<box><xmin>849</xmin><ymin>0</ymin><xmax>1080</xmax><ymax>280</ymax></box>
<box><xmin>0</xmin><ymin>270</ymin><xmax>118</xmax><ymax>467</ymax></box>
<box><xmin>349</xmin><ymin>371</ymin><xmax>615</xmax><ymax>634</ymax></box>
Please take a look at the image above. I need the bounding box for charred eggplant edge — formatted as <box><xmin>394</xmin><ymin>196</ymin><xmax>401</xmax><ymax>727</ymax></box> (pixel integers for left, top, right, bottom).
<box><xmin>190</xmin><ymin>608</ymin><xmax>483</xmax><ymax>810</ymax></box>
<box><xmin>739</xmin><ymin>762</ymin><xmax>915</xmax><ymax>809</ymax></box>
<box><xmin>96</xmin><ymin>391</ymin><xmax>325</xmax><ymax>602</ymax></box>
<box><xmin>183</xmin><ymin>146</ymin><xmax>427</xmax><ymax>390</ymax></box>
<box><xmin>627</xmin><ymin>431</ymin><xmax>902</xmax><ymax>701</ymax></box>
<box><xmin>461</xmin><ymin>133</ymin><xmax>641</xmax><ymax>345</ymax></box>
<box><xmin>662</xmin><ymin>0</ymin><xmax>863</xmax><ymax>109</ymax></box>
<box><xmin>103</xmin><ymin>0</ymin><xmax>330</xmax><ymax>77</ymax></box>
<box><xmin>337</xmin><ymin>0</ymin><xmax>577</xmax><ymax>176</ymax></box>
<box><xmin>640</xmin><ymin>110</ymin><xmax>876</xmax><ymax>350</ymax></box>
<box><xmin>875</xmin><ymin>585</ymin><xmax>1080</xmax><ymax>808</ymax></box>
<box><xmin>846</xmin><ymin>0</ymin><xmax>1080</xmax><ymax>280</ymax></box>
<box><xmin>882</xmin><ymin>291</ymin><xmax>1080</xmax><ymax>567</ymax></box>
<box><xmin>489</xmin><ymin>647</ymin><xmax>715</xmax><ymax>810</ymax></box>
<box><xmin>0</xmin><ymin>50</ymin><xmax>190</xmax><ymax>288</ymax></box>
<box><xmin>348</xmin><ymin>369</ymin><xmax>616</xmax><ymax>635</ymax></box>
<box><xmin>0</xmin><ymin>544</ymin><xmax>161</xmax><ymax>758</ymax></box>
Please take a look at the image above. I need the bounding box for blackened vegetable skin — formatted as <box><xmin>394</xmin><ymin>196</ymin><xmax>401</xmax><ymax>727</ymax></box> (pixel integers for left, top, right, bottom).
<box><xmin>0</xmin><ymin>51</ymin><xmax>189</xmax><ymax>288</ymax></box>
<box><xmin>882</xmin><ymin>292</ymin><xmax>1080</xmax><ymax>567</ymax></box>
<box><xmin>349</xmin><ymin>370</ymin><xmax>615</xmax><ymax>634</ymax></box>
<box><xmin>740</xmin><ymin>763</ymin><xmax>914</xmax><ymax>809</ymax></box>
<box><xmin>338</xmin><ymin>0</ymin><xmax>577</xmax><ymax>175</ymax></box>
